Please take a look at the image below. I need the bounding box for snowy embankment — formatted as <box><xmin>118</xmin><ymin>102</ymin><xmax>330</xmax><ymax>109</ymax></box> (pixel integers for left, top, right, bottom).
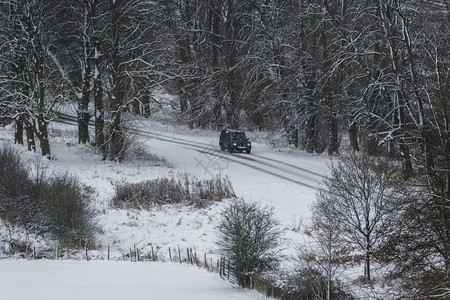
<box><xmin>0</xmin><ymin>260</ymin><xmax>266</xmax><ymax>300</ymax></box>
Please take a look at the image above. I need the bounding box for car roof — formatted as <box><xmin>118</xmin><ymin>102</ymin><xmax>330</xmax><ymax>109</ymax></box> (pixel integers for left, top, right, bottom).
<box><xmin>224</xmin><ymin>129</ymin><xmax>244</xmax><ymax>133</ymax></box>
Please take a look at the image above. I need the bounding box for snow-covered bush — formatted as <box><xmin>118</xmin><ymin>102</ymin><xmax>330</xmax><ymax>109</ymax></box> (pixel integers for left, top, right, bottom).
<box><xmin>37</xmin><ymin>173</ymin><xmax>96</xmax><ymax>247</ymax></box>
<box><xmin>216</xmin><ymin>199</ymin><xmax>281</xmax><ymax>288</ymax></box>
<box><xmin>0</xmin><ymin>147</ymin><xmax>43</xmax><ymax>236</ymax></box>
<box><xmin>286</xmin><ymin>266</ymin><xmax>355</xmax><ymax>300</ymax></box>
<box><xmin>0</xmin><ymin>146</ymin><xmax>32</xmax><ymax>201</ymax></box>
<box><xmin>0</xmin><ymin>146</ymin><xmax>96</xmax><ymax>249</ymax></box>
<box><xmin>112</xmin><ymin>174</ymin><xmax>235</xmax><ymax>209</ymax></box>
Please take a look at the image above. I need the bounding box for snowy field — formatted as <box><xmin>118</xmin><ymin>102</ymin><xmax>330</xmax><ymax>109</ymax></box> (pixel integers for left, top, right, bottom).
<box><xmin>0</xmin><ymin>260</ymin><xmax>266</xmax><ymax>300</ymax></box>
<box><xmin>0</xmin><ymin>117</ymin><xmax>330</xmax><ymax>259</ymax></box>
<box><xmin>0</xmin><ymin>107</ymin><xmax>334</xmax><ymax>299</ymax></box>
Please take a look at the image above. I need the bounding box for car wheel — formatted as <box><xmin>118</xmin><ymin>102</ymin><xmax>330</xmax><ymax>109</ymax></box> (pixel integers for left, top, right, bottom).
<box><xmin>220</xmin><ymin>146</ymin><xmax>225</xmax><ymax>151</ymax></box>
<box><xmin>246</xmin><ymin>149</ymin><xmax>251</xmax><ymax>154</ymax></box>
<box><xmin>228</xmin><ymin>146</ymin><xmax>233</xmax><ymax>153</ymax></box>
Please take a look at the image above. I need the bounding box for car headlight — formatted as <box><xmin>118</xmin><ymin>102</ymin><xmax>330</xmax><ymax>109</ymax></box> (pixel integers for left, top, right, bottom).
<box><xmin>232</xmin><ymin>143</ymin><xmax>237</xmax><ymax>146</ymax></box>
<box><xmin>248</xmin><ymin>143</ymin><xmax>251</xmax><ymax>146</ymax></box>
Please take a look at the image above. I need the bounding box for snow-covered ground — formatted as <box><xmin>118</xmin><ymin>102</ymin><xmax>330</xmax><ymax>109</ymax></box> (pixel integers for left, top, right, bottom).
<box><xmin>0</xmin><ymin>117</ymin><xmax>330</xmax><ymax>258</ymax></box>
<box><xmin>0</xmin><ymin>105</ymin><xmax>333</xmax><ymax>299</ymax></box>
<box><xmin>0</xmin><ymin>260</ymin><xmax>266</xmax><ymax>300</ymax></box>
<box><xmin>132</xmin><ymin>117</ymin><xmax>329</xmax><ymax>222</ymax></box>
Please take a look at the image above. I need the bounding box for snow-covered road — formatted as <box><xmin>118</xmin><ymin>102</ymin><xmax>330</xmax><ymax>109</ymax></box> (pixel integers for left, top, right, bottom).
<box><xmin>135</xmin><ymin>121</ymin><xmax>329</xmax><ymax>223</ymax></box>
<box><xmin>136</xmin><ymin>127</ymin><xmax>323</xmax><ymax>189</ymax></box>
<box><xmin>56</xmin><ymin>112</ymin><xmax>330</xmax><ymax>222</ymax></box>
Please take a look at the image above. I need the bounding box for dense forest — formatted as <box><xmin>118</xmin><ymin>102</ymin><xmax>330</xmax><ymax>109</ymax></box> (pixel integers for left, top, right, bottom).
<box><xmin>0</xmin><ymin>0</ymin><xmax>449</xmax><ymax>298</ymax></box>
<box><xmin>0</xmin><ymin>0</ymin><xmax>447</xmax><ymax>162</ymax></box>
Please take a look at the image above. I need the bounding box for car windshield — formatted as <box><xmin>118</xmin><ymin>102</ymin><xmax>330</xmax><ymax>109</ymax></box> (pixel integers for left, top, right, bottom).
<box><xmin>231</xmin><ymin>132</ymin><xmax>246</xmax><ymax>140</ymax></box>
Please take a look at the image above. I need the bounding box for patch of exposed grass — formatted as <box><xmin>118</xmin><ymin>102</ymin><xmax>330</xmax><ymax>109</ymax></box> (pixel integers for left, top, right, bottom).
<box><xmin>112</xmin><ymin>174</ymin><xmax>236</xmax><ymax>209</ymax></box>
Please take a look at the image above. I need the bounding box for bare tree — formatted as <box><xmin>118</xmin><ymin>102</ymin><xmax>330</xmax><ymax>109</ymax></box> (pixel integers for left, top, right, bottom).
<box><xmin>313</xmin><ymin>151</ymin><xmax>400</xmax><ymax>281</ymax></box>
<box><xmin>0</xmin><ymin>0</ymin><xmax>63</xmax><ymax>158</ymax></box>
<box><xmin>377</xmin><ymin>179</ymin><xmax>450</xmax><ymax>298</ymax></box>
<box><xmin>101</xmin><ymin>0</ymin><xmax>166</xmax><ymax>161</ymax></box>
<box><xmin>217</xmin><ymin>199</ymin><xmax>281</xmax><ymax>288</ymax></box>
<box><xmin>305</xmin><ymin>211</ymin><xmax>351</xmax><ymax>299</ymax></box>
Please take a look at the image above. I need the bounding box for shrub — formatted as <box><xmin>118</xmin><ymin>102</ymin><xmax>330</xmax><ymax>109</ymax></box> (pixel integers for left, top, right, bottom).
<box><xmin>286</xmin><ymin>266</ymin><xmax>355</xmax><ymax>300</ymax></box>
<box><xmin>0</xmin><ymin>146</ymin><xmax>96</xmax><ymax>248</ymax></box>
<box><xmin>0</xmin><ymin>147</ymin><xmax>41</xmax><ymax>232</ymax></box>
<box><xmin>37</xmin><ymin>173</ymin><xmax>96</xmax><ymax>247</ymax></box>
<box><xmin>217</xmin><ymin>199</ymin><xmax>281</xmax><ymax>288</ymax></box>
<box><xmin>112</xmin><ymin>174</ymin><xmax>235</xmax><ymax>209</ymax></box>
<box><xmin>0</xmin><ymin>146</ymin><xmax>32</xmax><ymax>199</ymax></box>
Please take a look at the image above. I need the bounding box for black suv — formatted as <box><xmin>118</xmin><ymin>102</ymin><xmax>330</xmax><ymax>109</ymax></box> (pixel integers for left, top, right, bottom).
<box><xmin>219</xmin><ymin>129</ymin><xmax>252</xmax><ymax>153</ymax></box>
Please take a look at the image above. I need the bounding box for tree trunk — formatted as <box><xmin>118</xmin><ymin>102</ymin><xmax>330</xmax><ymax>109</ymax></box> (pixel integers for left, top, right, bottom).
<box><xmin>132</xmin><ymin>99</ymin><xmax>141</xmax><ymax>115</ymax></box>
<box><xmin>109</xmin><ymin>111</ymin><xmax>124</xmax><ymax>162</ymax></box>
<box><xmin>287</xmin><ymin>123</ymin><xmax>299</xmax><ymax>148</ymax></box>
<box><xmin>396</xmin><ymin>103</ymin><xmax>414</xmax><ymax>180</ymax></box>
<box><xmin>445</xmin><ymin>131</ymin><xmax>450</xmax><ymax>199</ymax></box>
<box><xmin>15</xmin><ymin>117</ymin><xmax>24</xmax><ymax>145</ymax></box>
<box><xmin>348</xmin><ymin>120</ymin><xmax>359</xmax><ymax>151</ymax></box>
<box><xmin>109</xmin><ymin>76</ymin><xmax>124</xmax><ymax>161</ymax></box>
<box><xmin>306</xmin><ymin>113</ymin><xmax>317</xmax><ymax>153</ymax></box>
<box><xmin>36</xmin><ymin>75</ymin><xmax>50</xmax><ymax>158</ymax></box>
<box><xmin>211</xmin><ymin>5</ymin><xmax>220</xmax><ymax>69</ymax></box>
<box><xmin>366</xmin><ymin>115</ymin><xmax>378</xmax><ymax>155</ymax></box>
<box><xmin>293</xmin><ymin>128</ymin><xmax>299</xmax><ymax>148</ymax></box>
<box><xmin>365</xmin><ymin>236</ymin><xmax>371</xmax><ymax>281</ymax></box>
<box><xmin>78</xmin><ymin>109</ymin><xmax>91</xmax><ymax>144</ymax></box>
<box><xmin>92</xmin><ymin>0</ymin><xmax>104</xmax><ymax>157</ymax></box>
<box><xmin>78</xmin><ymin>86</ymin><xmax>91</xmax><ymax>144</ymax></box>
<box><xmin>25</xmin><ymin>120</ymin><xmax>36</xmax><ymax>152</ymax></box>
<box><xmin>36</xmin><ymin>114</ymin><xmax>50</xmax><ymax>159</ymax></box>
<box><xmin>78</xmin><ymin>64</ymin><xmax>91</xmax><ymax>144</ymax></box>
<box><xmin>143</xmin><ymin>93</ymin><xmax>151</xmax><ymax>117</ymax></box>
<box><xmin>328</xmin><ymin>113</ymin><xmax>339</xmax><ymax>155</ymax></box>
<box><xmin>327</xmin><ymin>277</ymin><xmax>331</xmax><ymax>300</ymax></box>
<box><xmin>94</xmin><ymin>76</ymin><xmax>106</xmax><ymax>159</ymax></box>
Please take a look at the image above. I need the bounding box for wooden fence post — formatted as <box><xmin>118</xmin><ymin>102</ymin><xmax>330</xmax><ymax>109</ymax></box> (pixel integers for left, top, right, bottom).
<box><xmin>169</xmin><ymin>247</ymin><xmax>172</xmax><ymax>262</ymax></box>
<box><xmin>108</xmin><ymin>245</ymin><xmax>110</xmax><ymax>260</ymax></box>
<box><xmin>178</xmin><ymin>246</ymin><xmax>181</xmax><ymax>263</ymax></box>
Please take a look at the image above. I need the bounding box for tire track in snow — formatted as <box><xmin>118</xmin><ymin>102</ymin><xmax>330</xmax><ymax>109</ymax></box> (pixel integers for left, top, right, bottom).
<box><xmin>55</xmin><ymin>113</ymin><xmax>322</xmax><ymax>189</ymax></box>
<box><xmin>128</xmin><ymin>126</ymin><xmax>323</xmax><ymax>179</ymax></box>
<box><xmin>130</xmin><ymin>128</ymin><xmax>321</xmax><ymax>189</ymax></box>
